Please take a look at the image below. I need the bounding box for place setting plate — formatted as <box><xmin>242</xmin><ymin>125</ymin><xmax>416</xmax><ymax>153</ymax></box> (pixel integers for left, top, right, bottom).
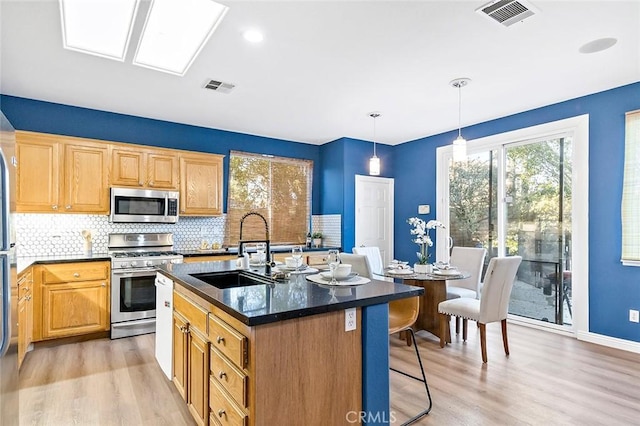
<box><xmin>386</xmin><ymin>268</ymin><xmax>414</xmax><ymax>275</ymax></box>
<box><xmin>306</xmin><ymin>272</ymin><xmax>371</xmax><ymax>286</ymax></box>
<box><xmin>273</xmin><ymin>264</ymin><xmax>318</xmax><ymax>274</ymax></box>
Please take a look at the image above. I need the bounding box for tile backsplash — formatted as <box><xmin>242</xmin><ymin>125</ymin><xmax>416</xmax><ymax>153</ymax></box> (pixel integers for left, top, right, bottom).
<box><xmin>14</xmin><ymin>213</ymin><xmax>341</xmax><ymax>256</ymax></box>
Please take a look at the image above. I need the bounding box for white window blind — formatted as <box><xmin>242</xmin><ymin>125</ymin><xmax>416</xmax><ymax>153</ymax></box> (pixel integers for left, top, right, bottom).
<box><xmin>621</xmin><ymin>109</ymin><xmax>640</xmax><ymax>266</ymax></box>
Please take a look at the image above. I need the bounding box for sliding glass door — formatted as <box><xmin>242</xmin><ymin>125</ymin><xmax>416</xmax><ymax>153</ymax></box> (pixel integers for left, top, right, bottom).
<box><xmin>444</xmin><ymin>136</ymin><xmax>573</xmax><ymax>326</ymax></box>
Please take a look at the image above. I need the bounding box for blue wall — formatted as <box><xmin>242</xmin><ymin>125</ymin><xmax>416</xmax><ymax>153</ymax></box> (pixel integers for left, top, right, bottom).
<box><xmin>0</xmin><ymin>95</ymin><xmax>322</xmax><ymax>214</ymax></box>
<box><xmin>394</xmin><ymin>81</ymin><xmax>640</xmax><ymax>342</ymax></box>
<box><xmin>4</xmin><ymin>81</ymin><xmax>640</xmax><ymax>343</ymax></box>
<box><xmin>319</xmin><ymin>137</ymin><xmax>394</xmax><ymax>251</ymax></box>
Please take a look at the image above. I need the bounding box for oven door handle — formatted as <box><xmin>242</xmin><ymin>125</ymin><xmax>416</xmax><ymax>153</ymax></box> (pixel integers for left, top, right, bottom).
<box><xmin>112</xmin><ymin>268</ymin><xmax>159</xmax><ymax>276</ymax></box>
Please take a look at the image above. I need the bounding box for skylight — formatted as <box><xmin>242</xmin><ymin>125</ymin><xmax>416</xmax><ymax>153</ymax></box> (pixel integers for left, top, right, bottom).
<box><xmin>133</xmin><ymin>0</ymin><xmax>229</xmax><ymax>76</ymax></box>
<box><xmin>59</xmin><ymin>0</ymin><xmax>229</xmax><ymax>76</ymax></box>
<box><xmin>59</xmin><ymin>0</ymin><xmax>139</xmax><ymax>61</ymax></box>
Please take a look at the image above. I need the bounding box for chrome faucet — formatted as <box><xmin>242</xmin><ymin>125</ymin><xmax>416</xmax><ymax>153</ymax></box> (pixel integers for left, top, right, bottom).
<box><xmin>238</xmin><ymin>212</ymin><xmax>271</xmax><ymax>271</ymax></box>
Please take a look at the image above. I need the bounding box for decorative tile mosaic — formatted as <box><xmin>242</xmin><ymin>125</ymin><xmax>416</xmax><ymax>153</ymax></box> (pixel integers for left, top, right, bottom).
<box><xmin>14</xmin><ymin>213</ymin><xmax>341</xmax><ymax>256</ymax></box>
<box><xmin>13</xmin><ymin>213</ymin><xmax>226</xmax><ymax>256</ymax></box>
<box><xmin>312</xmin><ymin>214</ymin><xmax>342</xmax><ymax>248</ymax></box>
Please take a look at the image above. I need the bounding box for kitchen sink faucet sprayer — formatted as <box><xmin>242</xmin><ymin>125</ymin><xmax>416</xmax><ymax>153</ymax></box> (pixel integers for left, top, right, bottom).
<box><xmin>238</xmin><ymin>212</ymin><xmax>272</xmax><ymax>272</ymax></box>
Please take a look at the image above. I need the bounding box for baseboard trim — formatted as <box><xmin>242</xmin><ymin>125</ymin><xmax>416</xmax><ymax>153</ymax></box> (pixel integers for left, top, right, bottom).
<box><xmin>577</xmin><ymin>331</ymin><xmax>640</xmax><ymax>354</ymax></box>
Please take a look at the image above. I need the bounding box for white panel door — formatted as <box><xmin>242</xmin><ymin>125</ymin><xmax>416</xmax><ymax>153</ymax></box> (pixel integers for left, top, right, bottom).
<box><xmin>354</xmin><ymin>175</ymin><xmax>394</xmax><ymax>265</ymax></box>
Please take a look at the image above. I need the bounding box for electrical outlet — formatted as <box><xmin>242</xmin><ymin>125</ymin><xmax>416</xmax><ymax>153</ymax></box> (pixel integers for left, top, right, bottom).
<box><xmin>418</xmin><ymin>204</ymin><xmax>430</xmax><ymax>214</ymax></box>
<box><xmin>345</xmin><ymin>308</ymin><xmax>356</xmax><ymax>331</ymax></box>
<box><xmin>629</xmin><ymin>309</ymin><xmax>639</xmax><ymax>323</ymax></box>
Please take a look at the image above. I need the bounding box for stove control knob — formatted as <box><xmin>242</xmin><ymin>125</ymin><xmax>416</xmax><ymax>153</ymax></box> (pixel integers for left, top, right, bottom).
<box><xmin>145</xmin><ymin>260</ymin><xmax>154</xmax><ymax>267</ymax></box>
<box><xmin>161</xmin><ymin>260</ymin><xmax>168</xmax><ymax>265</ymax></box>
<box><xmin>130</xmin><ymin>261</ymin><xmax>138</xmax><ymax>267</ymax></box>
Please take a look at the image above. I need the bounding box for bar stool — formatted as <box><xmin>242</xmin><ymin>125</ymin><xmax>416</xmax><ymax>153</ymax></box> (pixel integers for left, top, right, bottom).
<box><xmin>389</xmin><ymin>297</ymin><xmax>433</xmax><ymax>425</ymax></box>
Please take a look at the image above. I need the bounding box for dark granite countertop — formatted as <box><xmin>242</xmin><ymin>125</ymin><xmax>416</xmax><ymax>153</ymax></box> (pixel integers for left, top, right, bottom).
<box><xmin>16</xmin><ymin>253</ymin><xmax>111</xmax><ymax>275</ymax></box>
<box><xmin>159</xmin><ymin>260</ymin><xmax>423</xmax><ymax>326</ymax></box>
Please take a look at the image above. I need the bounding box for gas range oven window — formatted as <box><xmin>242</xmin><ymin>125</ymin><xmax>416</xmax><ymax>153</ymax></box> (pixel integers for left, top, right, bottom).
<box><xmin>119</xmin><ymin>275</ymin><xmax>156</xmax><ymax>312</ymax></box>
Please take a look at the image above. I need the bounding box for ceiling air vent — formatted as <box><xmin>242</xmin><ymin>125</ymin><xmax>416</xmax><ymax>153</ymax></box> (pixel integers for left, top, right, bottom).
<box><xmin>204</xmin><ymin>79</ymin><xmax>235</xmax><ymax>94</ymax></box>
<box><xmin>476</xmin><ymin>0</ymin><xmax>538</xmax><ymax>27</ymax></box>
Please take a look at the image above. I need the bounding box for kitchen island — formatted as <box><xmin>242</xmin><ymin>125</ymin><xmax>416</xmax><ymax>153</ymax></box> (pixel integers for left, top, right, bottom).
<box><xmin>159</xmin><ymin>260</ymin><xmax>423</xmax><ymax>426</ymax></box>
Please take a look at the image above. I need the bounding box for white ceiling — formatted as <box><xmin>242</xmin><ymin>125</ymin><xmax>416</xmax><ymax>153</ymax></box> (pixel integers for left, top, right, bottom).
<box><xmin>1</xmin><ymin>0</ymin><xmax>639</xmax><ymax>146</ymax></box>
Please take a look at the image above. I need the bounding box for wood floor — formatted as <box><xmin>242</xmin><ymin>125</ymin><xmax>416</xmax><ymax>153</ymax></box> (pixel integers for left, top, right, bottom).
<box><xmin>19</xmin><ymin>322</ymin><xmax>640</xmax><ymax>425</ymax></box>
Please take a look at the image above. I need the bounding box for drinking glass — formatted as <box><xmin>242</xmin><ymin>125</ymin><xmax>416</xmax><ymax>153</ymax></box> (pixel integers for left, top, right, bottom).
<box><xmin>256</xmin><ymin>242</ymin><xmax>266</xmax><ymax>265</ymax></box>
<box><xmin>291</xmin><ymin>245</ymin><xmax>303</xmax><ymax>269</ymax></box>
<box><xmin>327</xmin><ymin>249</ymin><xmax>340</xmax><ymax>285</ymax></box>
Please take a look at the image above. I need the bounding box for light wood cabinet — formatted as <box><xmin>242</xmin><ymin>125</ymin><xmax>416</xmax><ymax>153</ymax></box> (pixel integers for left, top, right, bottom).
<box><xmin>183</xmin><ymin>255</ymin><xmax>238</xmax><ymax>264</ymax></box>
<box><xmin>173</xmin><ymin>282</ymin><xmax>362</xmax><ymax>426</ymax></box>
<box><xmin>16</xmin><ymin>131</ymin><xmax>109</xmax><ymax>213</ymax></box>
<box><xmin>17</xmin><ymin>268</ymin><xmax>33</xmax><ymax>369</ymax></box>
<box><xmin>174</xmin><ymin>291</ymin><xmax>211</xmax><ymax>426</ymax></box>
<box><xmin>180</xmin><ymin>154</ymin><xmax>224</xmax><ymax>216</ymax></box>
<box><xmin>173</xmin><ymin>312</ymin><xmax>189</xmax><ymax>400</ymax></box>
<box><xmin>35</xmin><ymin>261</ymin><xmax>110</xmax><ymax>340</ymax></box>
<box><xmin>111</xmin><ymin>147</ymin><xmax>178</xmax><ymax>189</ymax></box>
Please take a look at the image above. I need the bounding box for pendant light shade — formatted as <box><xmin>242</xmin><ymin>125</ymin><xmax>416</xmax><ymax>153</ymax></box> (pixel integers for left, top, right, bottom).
<box><xmin>450</xmin><ymin>78</ymin><xmax>471</xmax><ymax>162</ymax></box>
<box><xmin>369</xmin><ymin>112</ymin><xmax>381</xmax><ymax>176</ymax></box>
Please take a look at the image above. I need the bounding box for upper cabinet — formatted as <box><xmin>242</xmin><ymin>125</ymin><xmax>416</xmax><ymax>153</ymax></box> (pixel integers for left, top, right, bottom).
<box><xmin>180</xmin><ymin>153</ymin><xmax>224</xmax><ymax>216</ymax></box>
<box><xmin>111</xmin><ymin>147</ymin><xmax>179</xmax><ymax>190</ymax></box>
<box><xmin>16</xmin><ymin>131</ymin><xmax>224</xmax><ymax>216</ymax></box>
<box><xmin>16</xmin><ymin>132</ymin><xmax>109</xmax><ymax>213</ymax></box>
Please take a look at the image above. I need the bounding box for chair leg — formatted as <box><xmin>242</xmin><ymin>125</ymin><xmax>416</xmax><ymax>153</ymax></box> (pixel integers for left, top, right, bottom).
<box><xmin>501</xmin><ymin>318</ymin><xmax>509</xmax><ymax>356</ymax></box>
<box><xmin>439</xmin><ymin>314</ymin><xmax>448</xmax><ymax>347</ymax></box>
<box><xmin>390</xmin><ymin>328</ymin><xmax>433</xmax><ymax>425</ymax></box>
<box><xmin>462</xmin><ymin>318</ymin><xmax>468</xmax><ymax>342</ymax></box>
<box><xmin>479</xmin><ymin>323</ymin><xmax>487</xmax><ymax>363</ymax></box>
<box><xmin>455</xmin><ymin>316</ymin><xmax>460</xmax><ymax>334</ymax></box>
<box><xmin>406</xmin><ymin>329</ymin><xmax>413</xmax><ymax>347</ymax></box>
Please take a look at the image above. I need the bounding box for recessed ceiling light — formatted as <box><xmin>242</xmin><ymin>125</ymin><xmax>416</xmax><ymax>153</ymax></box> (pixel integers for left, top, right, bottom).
<box><xmin>59</xmin><ymin>0</ymin><xmax>139</xmax><ymax>61</ymax></box>
<box><xmin>133</xmin><ymin>0</ymin><xmax>229</xmax><ymax>76</ymax></box>
<box><xmin>579</xmin><ymin>37</ymin><xmax>618</xmax><ymax>54</ymax></box>
<box><xmin>243</xmin><ymin>29</ymin><xmax>264</xmax><ymax>43</ymax></box>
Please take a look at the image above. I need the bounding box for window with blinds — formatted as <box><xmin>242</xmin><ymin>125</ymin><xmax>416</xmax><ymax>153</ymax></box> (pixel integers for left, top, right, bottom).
<box><xmin>225</xmin><ymin>151</ymin><xmax>313</xmax><ymax>246</ymax></box>
<box><xmin>621</xmin><ymin>110</ymin><xmax>640</xmax><ymax>266</ymax></box>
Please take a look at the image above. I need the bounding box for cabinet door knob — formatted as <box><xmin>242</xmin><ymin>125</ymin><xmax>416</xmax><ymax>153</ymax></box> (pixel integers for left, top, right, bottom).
<box><xmin>216</xmin><ymin>336</ymin><xmax>225</xmax><ymax>344</ymax></box>
<box><xmin>52</xmin><ymin>205</ymin><xmax>58</xmax><ymax>210</ymax></box>
<box><xmin>218</xmin><ymin>371</ymin><xmax>226</xmax><ymax>379</ymax></box>
<box><xmin>217</xmin><ymin>409</ymin><xmax>226</xmax><ymax>418</ymax></box>
<box><xmin>149</xmin><ymin>181</ymin><xmax>154</xmax><ymax>186</ymax></box>
<box><xmin>73</xmin><ymin>273</ymin><xmax>80</xmax><ymax>278</ymax></box>
<box><xmin>101</xmin><ymin>282</ymin><xmax>106</xmax><ymax>287</ymax></box>
<box><xmin>65</xmin><ymin>205</ymin><xmax>71</xmax><ymax>210</ymax></box>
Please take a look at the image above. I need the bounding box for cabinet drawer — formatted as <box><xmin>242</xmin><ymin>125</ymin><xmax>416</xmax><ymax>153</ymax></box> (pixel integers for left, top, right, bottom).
<box><xmin>42</xmin><ymin>262</ymin><xmax>109</xmax><ymax>283</ymax></box>
<box><xmin>209</xmin><ymin>315</ymin><xmax>248</xmax><ymax>369</ymax></box>
<box><xmin>174</xmin><ymin>291</ymin><xmax>208</xmax><ymax>334</ymax></box>
<box><xmin>210</xmin><ymin>347</ymin><xmax>247</xmax><ymax>407</ymax></box>
<box><xmin>209</xmin><ymin>378</ymin><xmax>247</xmax><ymax>426</ymax></box>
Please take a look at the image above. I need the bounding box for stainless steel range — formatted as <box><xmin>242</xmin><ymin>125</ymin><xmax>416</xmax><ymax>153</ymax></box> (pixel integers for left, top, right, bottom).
<box><xmin>109</xmin><ymin>233</ymin><xmax>183</xmax><ymax>339</ymax></box>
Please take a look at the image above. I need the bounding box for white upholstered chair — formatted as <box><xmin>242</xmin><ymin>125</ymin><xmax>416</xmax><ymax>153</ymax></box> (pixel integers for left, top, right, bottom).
<box><xmin>446</xmin><ymin>247</ymin><xmax>487</xmax><ymax>299</ymax></box>
<box><xmin>352</xmin><ymin>246</ymin><xmax>388</xmax><ymax>281</ymax></box>
<box><xmin>446</xmin><ymin>247</ymin><xmax>487</xmax><ymax>334</ymax></box>
<box><xmin>438</xmin><ymin>256</ymin><xmax>522</xmax><ymax>363</ymax></box>
<box><xmin>338</xmin><ymin>253</ymin><xmax>372</xmax><ymax>278</ymax></box>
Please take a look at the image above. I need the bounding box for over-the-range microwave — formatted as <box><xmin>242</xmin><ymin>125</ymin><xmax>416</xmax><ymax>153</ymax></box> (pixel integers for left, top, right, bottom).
<box><xmin>110</xmin><ymin>187</ymin><xmax>179</xmax><ymax>223</ymax></box>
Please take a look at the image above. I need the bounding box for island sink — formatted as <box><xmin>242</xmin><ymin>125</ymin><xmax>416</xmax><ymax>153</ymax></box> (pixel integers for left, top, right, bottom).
<box><xmin>190</xmin><ymin>270</ymin><xmax>273</xmax><ymax>289</ymax></box>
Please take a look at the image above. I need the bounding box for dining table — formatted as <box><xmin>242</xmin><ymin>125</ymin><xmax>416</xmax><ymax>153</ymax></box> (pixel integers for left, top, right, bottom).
<box><xmin>384</xmin><ymin>268</ymin><xmax>470</xmax><ymax>340</ymax></box>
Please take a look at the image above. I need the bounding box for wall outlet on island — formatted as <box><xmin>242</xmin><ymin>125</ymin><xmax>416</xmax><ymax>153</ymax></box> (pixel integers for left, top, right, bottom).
<box><xmin>345</xmin><ymin>308</ymin><xmax>356</xmax><ymax>331</ymax></box>
<box><xmin>629</xmin><ymin>309</ymin><xmax>639</xmax><ymax>323</ymax></box>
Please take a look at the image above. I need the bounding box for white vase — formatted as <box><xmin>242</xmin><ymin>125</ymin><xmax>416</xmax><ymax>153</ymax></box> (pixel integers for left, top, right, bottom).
<box><xmin>414</xmin><ymin>263</ymin><xmax>431</xmax><ymax>274</ymax></box>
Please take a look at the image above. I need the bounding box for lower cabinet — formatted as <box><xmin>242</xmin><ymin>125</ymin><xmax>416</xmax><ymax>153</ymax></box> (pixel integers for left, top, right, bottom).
<box><xmin>172</xmin><ymin>285</ymin><xmax>362</xmax><ymax>426</ymax></box>
<box><xmin>34</xmin><ymin>261</ymin><xmax>111</xmax><ymax>341</ymax></box>
<box><xmin>17</xmin><ymin>267</ymin><xmax>34</xmax><ymax>369</ymax></box>
<box><xmin>173</xmin><ymin>292</ymin><xmax>211</xmax><ymax>426</ymax></box>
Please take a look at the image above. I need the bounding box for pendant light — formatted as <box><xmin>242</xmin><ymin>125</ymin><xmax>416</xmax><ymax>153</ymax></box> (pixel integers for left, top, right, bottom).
<box><xmin>369</xmin><ymin>112</ymin><xmax>381</xmax><ymax>176</ymax></box>
<box><xmin>450</xmin><ymin>78</ymin><xmax>471</xmax><ymax>162</ymax></box>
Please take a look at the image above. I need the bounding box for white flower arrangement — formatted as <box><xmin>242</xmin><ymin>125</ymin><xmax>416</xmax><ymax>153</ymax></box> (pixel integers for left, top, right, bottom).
<box><xmin>407</xmin><ymin>217</ymin><xmax>445</xmax><ymax>264</ymax></box>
